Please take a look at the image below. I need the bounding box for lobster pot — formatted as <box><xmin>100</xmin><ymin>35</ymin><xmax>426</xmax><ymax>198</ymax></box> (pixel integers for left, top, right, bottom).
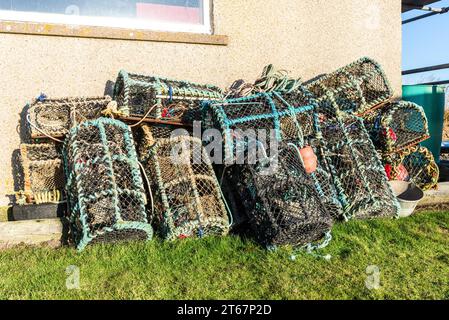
<box><xmin>364</xmin><ymin>101</ymin><xmax>429</xmax><ymax>154</ymax></box>
<box><xmin>232</xmin><ymin>144</ymin><xmax>333</xmax><ymax>247</ymax></box>
<box><xmin>203</xmin><ymin>90</ymin><xmax>321</xmax><ymax>162</ymax></box>
<box><xmin>137</xmin><ymin>125</ymin><xmax>230</xmax><ymax>240</ymax></box>
<box><xmin>19</xmin><ymin>143</ymin><xmax>65</xmax><ymax>204</ymax></box>
<box><xmin>204</xmin><ymin>90</ymin><xmax>343</xmax><ymax>219</ymax></box>
<box><xmin>383</xmin><ymin>146</ymin><xmax>439</xmax><ymax>191</ymax></box>
<box><xmin>306</xmin><ymin>57</ymin><xmax>393</xmax><ymax>116</ymax></box>
<box><xmin>113</xmin><ymin>70</ymin><xmax>223</xmax><ymax>123</ymax></box>
<box><xmin>28</xmin><ymin>96</ymin><xmax>111</xmax><ymax>140</ymax></box>
<box><xmin>64</xmin><ymin>118</ymin><xmax>152</xmax><ymax>250</ymax></box>
<box><xmin>319</xmin><ymin>111</ymin><xmax>399</xmax><ymax>220</ymax></box>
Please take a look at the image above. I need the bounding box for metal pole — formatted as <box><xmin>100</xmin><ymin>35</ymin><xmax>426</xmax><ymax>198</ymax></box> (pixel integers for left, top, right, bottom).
<box><xmin>402</xmin><ymin>7</ymin><xmax>449</xmax><ymax>24</ymax></box>
<box><xmin>403</xmin><ymin>63</ymin><xmax>449</xmax><ymax>75</ymax></box>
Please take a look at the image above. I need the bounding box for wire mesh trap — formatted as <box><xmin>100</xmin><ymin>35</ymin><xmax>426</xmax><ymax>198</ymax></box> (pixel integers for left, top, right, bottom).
<box><xmin>364</xmin><ymin>101</ymin><xmax>429</xmax><ymax>154</ymax></box>
<box><xmin>19</xmin><ymin>143</ymin><xmax>65</xmax><ymax>205</ymax></box>
<box><xmin>27</xmin><ymin>96</ymin><xmax>112</xmax><ymax>140</ymax></box>
<box><xmin>203</xmin><ymin>90</ymin><xmax>319</xmax><ymax>162</ymax></box>
<box><xmin>383</xmin><ymin>145</ymin><xmax>439</xmax><ymax>191</ymax></box>
<box><xmin>225</xmin><ymin>143</ymin><xmax>334</xmax><ymax>247</ymax></box>
<box><xmin>113</xmin><ymin>70</ymin><xmax>223</xmax><ymax>123</ymax></box>
<box><xmin>64</xmin><ymin>118</ymin><xmax>152</xmax><ymax>250</ymax></box>
<box><xmin>136</xmin><ymin>124</ymin><xmax>231</xmax><ymax>240</ymax></box>
<box><xmin>305</xmin><ymin>57</ymin><xmax>393</xmax><ymax>116</ymax></box>
<box><xmin>317</xmin><ymin>110</ymin><xmax>400</xmax><ymax>220</ymax></box>
<box><xmin>204</xmin><ymin>90</ymin><xmax>343</xmax><ymax>220</ymax></box>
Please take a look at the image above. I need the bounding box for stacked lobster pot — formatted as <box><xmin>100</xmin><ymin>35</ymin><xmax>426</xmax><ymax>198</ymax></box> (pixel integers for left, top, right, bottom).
<box><xmin>364</xmin><ymin>101</ymin><xmax>439</xmax><ymax>191</ymax></box>
<box><xmin>304</xmin><ymin>57</ymin><xmax>400</xmax><ymax>220</ymax></box>
<box><xmin>64</xmin><ymin>118</ymin><xmax>153</xmax><ymax>250</ymax></box>
<box><xmin>202</xmin><ymin>89</ymin><xmax>340</xmax><ymax>247</ymax></box>
<box><xmin>12</xmin><ymin>57</ymin><xmax>435</xmax><ymax>252</ymax></box>
<box><xmin>17</xmin><ymin>96</ymin><xmax>111</xmax><ymax>206</ymax></box>
<box><xmin>28</xmin><ymin>96</ymin><xmax>112</xmax><ymax>140</ymax></box>
<box><xmin>19</xmin><ymin>143</ymin><xmax>65</xmax><ymax>205</ymax></box>
<box><xmin>306</xmin><ymin>57</ymin><xmax>394</xmax><ymax>116</ymax></box>
<box><xmin>113</xmin><ymin>70</ymin><xmax>223</xmax><ymax>123</ymax></box>
<box><xmin>135</xmin><ymin>124</ymin><xmax>231</xmax><ymax>240</ymax></box>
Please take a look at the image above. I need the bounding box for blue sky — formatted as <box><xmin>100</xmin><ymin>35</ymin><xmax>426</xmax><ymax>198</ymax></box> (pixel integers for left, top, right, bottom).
<box><xmin>402</xmin><ymin>0</ymin><xmax>449</xmax><ymax>84</ymax></box>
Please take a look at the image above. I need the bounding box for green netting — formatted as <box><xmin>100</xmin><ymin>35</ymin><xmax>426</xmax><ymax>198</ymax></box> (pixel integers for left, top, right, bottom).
<box><xmin>364</xmin><ymin>101</ymin><xmax>430</xmax><ymax>154</ymax></box>
<box><xmin>64</xmin><ymin>118</ymin><xmax>152</xmax><ymax>251</ymax></box>
<box><xmin>225</xmin><ymin>142</ymin><xmax>334</xmax><ymax>247</ymax></box>
<box><xmin>136</xmin><ymin>124</ymin><xmax>231</xmax><ymax>240</ymax></box>
<box><xmin>202</xmin><ymin>90</ymin><xmax>343</xmax><ymax>226</ymax></box>
<box><xmin>315</xmin><ymin>108</ymin><xmax>400</xmax><ymax>220</ymax></box>
<box><xmin>27</xmin><ymin>96</ymin><xmax>111</xmax><ymax>139</ymax></box>
<box><xmin>113</xmin><ymin>70</ymin><xmax>223</xmax><ymax>123</ymax></box>
<box><xmin>383</xmin><ymin>145</ymin><xmax>439</xmax><ymax>191</ymax></box>
<box><xmin>305</xmin><ymin>57</ymin><xmax>393</xmax><ymax>116</ymax></box>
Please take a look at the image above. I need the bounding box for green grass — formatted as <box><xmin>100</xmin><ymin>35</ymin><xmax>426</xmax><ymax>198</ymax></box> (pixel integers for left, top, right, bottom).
<box><xmin>0</xmin><ymin>211</ymin><xmax>448</xmax><ymax>300</ymax></box>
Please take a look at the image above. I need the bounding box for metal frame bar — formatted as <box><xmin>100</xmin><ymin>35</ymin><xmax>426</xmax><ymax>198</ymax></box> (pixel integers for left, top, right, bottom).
<box><xmin>402</xmin><ymin>5</ymin><xmax>449</xmax><ymax>24</ymax></box>
<box><xmin>403</xmin><ymin>63</ymin><xmax>449</xmax><ymax>86</ymax></box>
<box><xmin>403</xmin><ymin>63</ymin><xmax>449</xmax><ymax>75</ymax></box>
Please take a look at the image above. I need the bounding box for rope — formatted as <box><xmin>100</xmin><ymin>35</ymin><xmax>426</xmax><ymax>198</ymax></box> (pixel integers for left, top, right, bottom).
<box><xmin>290</xmin><ymin>231</ymin><xmax>333</xmax><ymax>261</ymax></box>
<box><xmin>26</xmin><ymin>114</ymin><xmax>64</xmax><ymax>143</ymax></box>
<box><xmin>254</xmin><ymin>64</ymin><xmax>302</xmax><ymax>93</ymax></box>
<box><xmin>138</xmin><ymin>160</ymin><xmax>154</xmax><ymax>217</ymax></box>
<box><xmin>224</xmin><ymin>65</ymin><xmax>302</xmax><ymax>98</ymax></box>
<box><xmin>129</xmin><ymin>104</ymin><xmax>158</xmax><ymax>128</ymax></box>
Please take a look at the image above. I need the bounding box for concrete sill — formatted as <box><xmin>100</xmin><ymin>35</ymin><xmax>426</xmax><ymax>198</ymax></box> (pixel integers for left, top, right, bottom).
<box><xmin>0</xmin><ymin>20</ymin><xmax>229</xmax><ymax>46</ymax></box>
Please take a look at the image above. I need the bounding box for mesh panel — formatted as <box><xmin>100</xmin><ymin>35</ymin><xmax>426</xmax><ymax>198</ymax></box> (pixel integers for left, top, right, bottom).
<box><xmin>64</xmin><ymin>118</ymin><xmax>152</xmax><ymax>251</ymax></box>
<box><xmin>136</xmin><ymin>125</ymin><xmax>230</xmax><ymax>240</ymax></box>
<box><xmin>317</xmin><ymin>109</ymin><xmax>399</xmax><ymax>220</ymax></box>
<box><xmin>383</xmin><ymin>145</ymin><xmax>439</xmax><ymax>191</ymax></box>
<box><xmin>204</xmin><ymin>90</ymin><xmax>343</xmax><ymax>220</ymax></box>
<box><xmin>28</xmin><ymin>96</ymin><xmax>111</xmax><ymax>139</ymax></box>
<box><xmin>364</xmin><ymin>101</ymin><xmax>430</xmax><ymax>154</ymax></box>
<box><xmin>20</xmin><ymin>143</ymin><xmax>65</xmax><ymax>204</ymax></box>
<box><xmin>227</xmin><ymin>144</ymin><xmax>334</xmax><ymax>247</ymax></box>
<box><xmin>203</xmin><ymin>91</ymin><xmax>318</xmax><ymax>162</ymax></box>
<box><xmin>305</xmin><ymin>57</ymin><xmax>393</xmax><ymax>116</ymax></box>
<box><xmin>113</xmin><ymin>70</ymin><xmax>223</xmax><ymax>122</ymax></box>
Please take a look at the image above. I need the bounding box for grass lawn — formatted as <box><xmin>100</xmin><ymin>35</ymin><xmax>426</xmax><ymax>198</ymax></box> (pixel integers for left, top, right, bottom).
<box><xmin>0</xmin><ymin>211</ymin><xmax>448</xmax><ymax>300</ymax></box>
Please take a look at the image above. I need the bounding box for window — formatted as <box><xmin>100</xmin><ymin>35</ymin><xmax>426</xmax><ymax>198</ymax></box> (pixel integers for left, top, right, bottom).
<box><xmin>0</xmin><ymin>0</ymin><xmax>211</xmax><ymax>34</ymax></box>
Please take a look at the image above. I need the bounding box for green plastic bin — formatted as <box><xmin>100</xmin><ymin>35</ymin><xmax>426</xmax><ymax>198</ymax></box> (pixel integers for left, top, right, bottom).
<box><xmin>402</xmin><ymin>85</ymin><xmax>446</xmax><ymax>163</ymax></box>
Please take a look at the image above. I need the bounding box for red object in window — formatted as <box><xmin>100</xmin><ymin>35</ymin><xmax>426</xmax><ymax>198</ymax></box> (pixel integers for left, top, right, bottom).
<box><xmin>136</xmin><ymin>3</ymin><xmax>202</xmax><ymax>24</ymax></box>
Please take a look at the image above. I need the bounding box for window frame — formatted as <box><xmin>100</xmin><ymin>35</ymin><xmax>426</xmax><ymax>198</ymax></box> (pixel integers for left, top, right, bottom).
<box><xmin>0</xmin><ymin>0</ymin><xmax>212</xmax><ymax>34</ymax></box>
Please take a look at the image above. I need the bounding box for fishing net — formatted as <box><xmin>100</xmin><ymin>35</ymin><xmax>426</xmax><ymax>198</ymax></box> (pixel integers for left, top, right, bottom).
<box><xmin>27</xmin><ymin>96</ymin><xmax>111</xmax><ymax>140</ymax></box>
<box><xmin>223</xmin><ymin>143</ymin><xmax>334</xmax><ymax>247</ymax></box>
<box><xmin>203</xmin><ymin>90</ymin><xmax>343</xmax><ymax>220</ymax></box>
<box><xmin>136</xmin><ymin>124</ymin><xmax>231</xmax><ymax>240</ymax></box>
<box><xmin>383</xmin><ymin>145</ymin><xmax>439</xmax><ymax>191</ymax></box>
<box><xmin>305</xmin><ymin>57</ymin><xmax>393</xmax><ymax>116</ymax></box>
<box><xmin>113</xmin><ymin>70</ymin><xmax>223</xmax><ymax>123</ymax></box>
<box><xmin>19</xmin><ymin>143</ymin><xmax>65</xmax><ymax>204</ymax></box>
<box><xmin>364</xmin><ymin>101</ymin><xmax>429</xmax><ymax>154</ymax></box>
<box><xmin>64</xmin><ymin>118</ymin><xmax>152</xmax><ymax>250</ymax></box>
<box><xmin>316</xmin><ymin>108</ymin><xmax>400</xmax><ymax>220</ymax></box>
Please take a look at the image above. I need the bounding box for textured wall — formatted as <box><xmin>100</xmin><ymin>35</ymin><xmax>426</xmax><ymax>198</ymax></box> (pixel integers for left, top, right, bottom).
<box><xmin>0</xmin><ymin>0</ymin><xmax>402</xmax><ymax>205</ymax></box>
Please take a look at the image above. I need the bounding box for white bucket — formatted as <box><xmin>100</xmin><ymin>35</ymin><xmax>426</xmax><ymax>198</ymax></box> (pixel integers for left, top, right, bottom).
<box><xmin>388</xmin><ymin>181</ymin><xmax>424</xmax><ymax>218</ymax></box>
